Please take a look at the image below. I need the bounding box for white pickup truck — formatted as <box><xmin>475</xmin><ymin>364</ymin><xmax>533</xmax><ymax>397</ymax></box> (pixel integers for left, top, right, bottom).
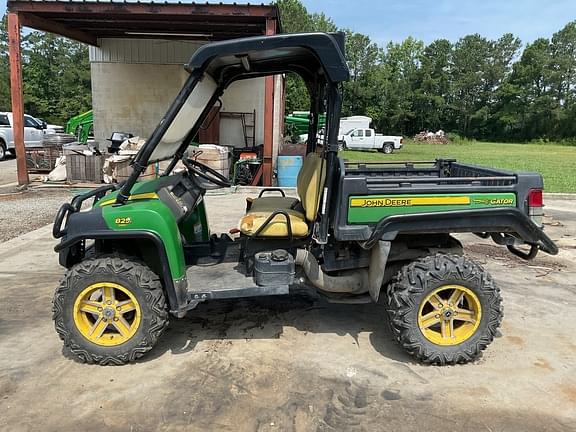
<box><xmin>338</xmin><ymin>128</ymin><xmax>403</xmax><ymax>153</ymax></box>
<box><xmin>0</xmin><ymin>112</ymin><xmax>62</xmax><ymax>160</ymax></box>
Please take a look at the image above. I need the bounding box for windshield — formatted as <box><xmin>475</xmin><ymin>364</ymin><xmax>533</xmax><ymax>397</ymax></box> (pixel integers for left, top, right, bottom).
<box><xmin>149</xmin><ymin>73</ymin><xmax>218</xmax><ymax>162</ymax></box>
<box><xmin>25</xmin><ymin>115</ymin><xmax>41</xmax><ymax>128</ymax></box>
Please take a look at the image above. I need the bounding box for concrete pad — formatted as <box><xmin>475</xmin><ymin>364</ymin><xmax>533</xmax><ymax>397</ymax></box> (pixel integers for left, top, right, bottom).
<box><xmin>0</xmin><ymin>158</ymin><xmax>17</xmax><ymax>186</ymax></box>
<box><xmin>0</xmin><ymin>192</ymin><xmax>575</xmax><ymax>431</ymax></box>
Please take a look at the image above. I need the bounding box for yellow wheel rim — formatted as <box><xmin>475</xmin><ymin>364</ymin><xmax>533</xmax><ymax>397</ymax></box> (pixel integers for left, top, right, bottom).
<box><xmin>73</xmin><ymin>282</ymin><xmax>141</xmax><ymax>347</ymax></box>
<box><xmin>417</xmin><ymin>285</ymin><xmax>482</xmax><ymax>346</ymax></box>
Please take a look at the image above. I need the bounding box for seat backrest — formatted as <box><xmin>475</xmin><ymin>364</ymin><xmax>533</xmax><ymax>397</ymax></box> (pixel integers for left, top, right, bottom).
<box><xmin>302</xmin><ymin>155</ymin><xmax>326</xmax><ymax>222</ymax></box>
<box><xmin>296</xmin><ymin>153</ymin><xmax>317</xmax><ymax>204</ymax></box>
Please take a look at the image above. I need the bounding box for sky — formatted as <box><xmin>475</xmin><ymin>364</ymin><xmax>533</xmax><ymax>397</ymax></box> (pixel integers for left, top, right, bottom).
<box><xmin>301</xmin><ymin>0</ymin><xmax>576</xmax><ymax>45</ymax></box>
<box><xmin>1</xmin><ymin>0</ymin><xmax>574</xmax><ymax>46</ymax></box>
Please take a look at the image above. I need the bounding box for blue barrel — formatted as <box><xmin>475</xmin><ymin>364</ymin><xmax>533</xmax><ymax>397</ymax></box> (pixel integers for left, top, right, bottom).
<box><xmin>277</xmin><ymin>155</ymin><xmax>303</xmax><ymax>187</ymax></box>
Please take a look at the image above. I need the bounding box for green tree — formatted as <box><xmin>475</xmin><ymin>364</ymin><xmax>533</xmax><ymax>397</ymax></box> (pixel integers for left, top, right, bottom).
<box><xmin>276</xmin><ymin>0</ymin><xmax>314</xmax><ymax>112</ymax></box>
<box><xmin>0</xmin><ymin>15</ymin><xmax>11</xmax><ymax>112</ymax></box>
<box><xmin>493</xmin><ymin>22</ymin><xmax>576</xmax><ymax>141</ymax></box>
<box><xmin>449</xmin><ymin>34</ymin><xmax>492</xmax><ymax>136</ymax></box>
<box><xmin>341</xmin><ymin>30</ymin><xmax>381</xmax><ymax>118</ymax></box>
<box><xmin>373</xmin><ymin>37</ymin><xmax>423</xmax><ymax>134</ymax></box>
<box><xmin>0</xmin><ymin>12</ymin><xmax>91</xmax><ymax>123</ymax></box>
<box><xmin>413</xmin><ymin>39</ymin><xmax>452</xmax><ymax>131</ymax></box>
<box><xmin>494</xmin><ymin>38</ymin><xmax>553</xmax><ymax>140</ymax></box>
<box><xmin>276</xmin><ymin>1</ymin><xmax>339</xmax><ymax>113</ymax></box>
<box><xmin>549</xmin><ymin>21</ymin><xmax>576</xmax><ymax>137</ymax></box>
<box><xmin>310</xmin><ymin>12</ymin><xmax>337</xmax><ymax>33</ymax></box>
<box><xmin>21</xmin><ymin>30</ymin><xmax>91</xmax><ymax>124</ymax></box>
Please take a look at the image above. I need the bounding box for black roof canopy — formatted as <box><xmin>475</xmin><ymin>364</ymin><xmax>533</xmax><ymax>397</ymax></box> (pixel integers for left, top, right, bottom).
<box><xmin>186</xmin><ymin>32</ymin><xmax>350</xmax><ymax>86</ymax></box>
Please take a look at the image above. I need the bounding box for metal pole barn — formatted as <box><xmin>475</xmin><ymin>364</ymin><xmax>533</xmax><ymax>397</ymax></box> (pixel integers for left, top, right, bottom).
<box><xmin>7</xmin><ymin>0</ymin><xmax>281</xmax><ymax>187</ymax></box>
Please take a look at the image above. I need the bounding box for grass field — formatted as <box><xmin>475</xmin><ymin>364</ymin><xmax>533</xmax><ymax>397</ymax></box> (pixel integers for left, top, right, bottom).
<box><xmin>341</xmin><ymin>140</ymin><xmax>576</xmax><ymax>193</ymax></box>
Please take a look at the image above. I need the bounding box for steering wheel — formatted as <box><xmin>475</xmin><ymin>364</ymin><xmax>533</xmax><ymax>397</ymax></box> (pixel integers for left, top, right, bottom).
<box><xmin>183</xmin><ymin>158</ymin><xmax>231</xmax><ymax>188</ymax></box>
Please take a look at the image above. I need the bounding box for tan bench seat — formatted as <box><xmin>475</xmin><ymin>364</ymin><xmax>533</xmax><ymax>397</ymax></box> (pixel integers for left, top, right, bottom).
<box><xmin>246</xmin><ymin>153</ymin><xmax>317</xmax><ymax>213</ymax></box>
<box><xmin>240</xmin><ymin>209</ymin><xmax>308</xmax><ymax>237</ymax></box>
<box><xmin>240</xmin><ymin>153</ymin><xmax>325</xmax><ymax>238</ymax></box>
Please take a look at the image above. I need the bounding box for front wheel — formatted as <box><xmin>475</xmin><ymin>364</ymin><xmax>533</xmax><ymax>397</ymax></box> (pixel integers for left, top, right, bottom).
<box><xmin>385</xmin><ymin>254</ymin><xmax>502</xmax><ymax>365</ymax></box>
<box><xmin>337</xmin><ymin>140</ymin><xmax>346</xmax><ymax>151</ymax></box>
<box><xmin>382</xmin><ymin>143</ymin><xmax>394</xmax><ymax>154</ymax></box>
<box><xmin>52</xmin><ymin>256</ymin><xmax>169</xmax><ymax>365</ymax></box>
<box><xmin>0</xmin><ymin>140</ymin><xmax>6</xmax><ymax>161</ymax></box>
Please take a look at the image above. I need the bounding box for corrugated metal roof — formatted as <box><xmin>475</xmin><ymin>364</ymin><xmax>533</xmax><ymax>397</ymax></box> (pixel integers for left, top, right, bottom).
<box><xmin>8</xmin><ymin>0</ymin><xmax>280</xmax><ymax>45</ymax></box>
<box><xmin>10</xmin><ymin>1</ymin><xmax>272</xmax><ymax>7</ymax></box>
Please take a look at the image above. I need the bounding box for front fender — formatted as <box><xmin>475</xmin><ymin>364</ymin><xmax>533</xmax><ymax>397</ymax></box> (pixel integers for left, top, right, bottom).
<box><xmin>54</xmin><ymin>202</ymin><xmax>188</xmax><ymax>313</ymax></box>
<box><xmin>99</xmin><ymin>201</ymin><xmax>186</xmax><ymax>280</ymax></box>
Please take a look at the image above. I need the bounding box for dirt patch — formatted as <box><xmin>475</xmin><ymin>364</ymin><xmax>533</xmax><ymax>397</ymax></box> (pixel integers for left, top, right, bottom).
<box><xmin>505</xmin><ymin>335</ymin><xmax>525</xmax><ymax>348</ymax></box>
<box><xmin>465</xmin><ymin>242</ymin><xmax>568</xmax><ymax>270</ymax></box>
<box><xmin>561</xmin><ymin>385</ymin><xmax>576</xmax><ymax>404</ymax></box>
<box><xmin>533</xmin><ymin>358</ymin><xmax>555</xmax><ymax>372</ymax></box>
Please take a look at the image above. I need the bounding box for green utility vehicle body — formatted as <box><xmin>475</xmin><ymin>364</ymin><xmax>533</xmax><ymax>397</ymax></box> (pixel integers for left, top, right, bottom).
<box><xmin>52</xmin><ymin>32</ymin><xmax>558</xmax><ymax>366</ymax></box>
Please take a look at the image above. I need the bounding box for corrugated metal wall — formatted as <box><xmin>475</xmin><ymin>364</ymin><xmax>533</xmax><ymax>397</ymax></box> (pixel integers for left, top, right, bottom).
<box><xmin>89</xmin><ymin>38</ymin><xmax>205</xmax><ymax>64</ymax></box>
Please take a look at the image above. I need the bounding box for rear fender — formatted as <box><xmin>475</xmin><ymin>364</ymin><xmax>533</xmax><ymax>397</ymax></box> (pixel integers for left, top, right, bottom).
<box><xmin>359</xmin><ymin>208</ymin><xmax>558</xmax><ymax>256</ymax></box>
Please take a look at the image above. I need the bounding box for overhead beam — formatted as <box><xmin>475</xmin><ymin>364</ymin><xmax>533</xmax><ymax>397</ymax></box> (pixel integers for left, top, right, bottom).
<box><xmin>7</xmin><ymin>12</ymin><xmax>29</xmax><ymax>186</ymax></box>
<box><xmin>8</xmin><ymin>2</ymin><xmax>278</xmax><ymax>18</ymax></box>
<box><xmin>20</xmin><ymin>13</ymin><xmax>98</xmax><ymax>46</ymax></box>
<box><xmin>71</xmin><ymin>32</ymin><xmax>259</xmax><ymax>42</ymax></box>
<box><xmin>57</xmin><ymin>18</ymin><xmax>265</xmax><ymax>28</ymax></box>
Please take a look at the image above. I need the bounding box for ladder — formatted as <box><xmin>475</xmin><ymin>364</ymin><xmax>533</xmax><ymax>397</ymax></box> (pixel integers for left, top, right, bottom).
<box><xmin>221</xmin><ymin>110</ymin><xmax>256</xmax><ymax>147</ymax></box>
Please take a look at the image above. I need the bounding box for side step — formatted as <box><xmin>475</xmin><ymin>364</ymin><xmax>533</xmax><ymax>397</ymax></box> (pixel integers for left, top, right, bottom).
<box><xmin>187</xmin><ymin>284</ymin><xmax>289</xmax><ymax>302</ymax></box>
<box><xmin>181</xmin><ymin>241</ymin><xmax>290</xmax><ymax>312</ymax></box>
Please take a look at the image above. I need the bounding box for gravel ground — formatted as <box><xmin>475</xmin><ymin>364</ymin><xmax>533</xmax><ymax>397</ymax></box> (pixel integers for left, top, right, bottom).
<box><xmin>0</xmin><ymin>189</ymin><xmax>74</xmax><ymax>242</ymax></box>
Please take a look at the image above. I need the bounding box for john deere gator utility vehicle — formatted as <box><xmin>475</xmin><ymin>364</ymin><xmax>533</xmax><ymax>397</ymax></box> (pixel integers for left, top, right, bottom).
<box><xmin>52</xmin><ymin>33</ymin><xmax>558</xmax><ymax>366</ymax></box>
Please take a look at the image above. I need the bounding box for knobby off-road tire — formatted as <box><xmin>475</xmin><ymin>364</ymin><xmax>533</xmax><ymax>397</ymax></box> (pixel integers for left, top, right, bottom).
<box><xmin>385</xmin><ymin>254</ymin><xmax>502</xmax><ymax>365</ymax></box>
<box><xmin>53</xmin><ymin>256</ymin><xmax>168</xmax><ymax>365</ymax></box>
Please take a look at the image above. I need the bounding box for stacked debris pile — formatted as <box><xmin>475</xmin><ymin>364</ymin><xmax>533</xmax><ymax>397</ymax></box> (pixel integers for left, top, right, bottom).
<box><xmin>103</xmin><ymin>137</ymin><xmax>154</xmax><ymax>183</ymax></box>
<box><xmin>414</xmin><ymin>130</ymin><xmax>451</xmax><ymax>144</ymax></box>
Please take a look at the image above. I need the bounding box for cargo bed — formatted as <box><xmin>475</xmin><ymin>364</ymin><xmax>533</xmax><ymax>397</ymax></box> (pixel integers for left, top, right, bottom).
<box><xmin>332</xmin><ymin>159</ymin><xmax>556</xmax><ymax>255</ymax></box>
<box><xmin>342</xmin><ymin>159</ymin><xmax>521</xmax><ymax>188</ymax></box>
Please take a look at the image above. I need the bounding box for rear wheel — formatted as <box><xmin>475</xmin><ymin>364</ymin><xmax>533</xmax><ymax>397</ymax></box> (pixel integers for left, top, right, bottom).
<box><xmin>385</xmin><ymin>254</ymin><xmax>502</xmax><ymax>365</ymax></box>
<box><xmin>0</xmin><ymin>140</ymin><xmax>6</xmax><ymax>161</ymax></box>
<box><xmin>52</xmin><ymin>256</ymin><xmax>168</xmax><ymax>365</ymax></box>
<box><xmin>382</xmin><ymin>143</ymin><xmax>394</xmax><ymax>154</ymax></box>
<box><xmin>337</xmin><ymin>140</ymin><xmax>346</xmax><ymax>151</ymax></box>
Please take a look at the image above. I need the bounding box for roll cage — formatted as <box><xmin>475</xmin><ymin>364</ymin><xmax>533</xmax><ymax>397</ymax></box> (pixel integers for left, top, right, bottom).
<box><xmin>116</xmin><ymin>32</ymin><xmax>350</xmax><ymax>243</ymax></box>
